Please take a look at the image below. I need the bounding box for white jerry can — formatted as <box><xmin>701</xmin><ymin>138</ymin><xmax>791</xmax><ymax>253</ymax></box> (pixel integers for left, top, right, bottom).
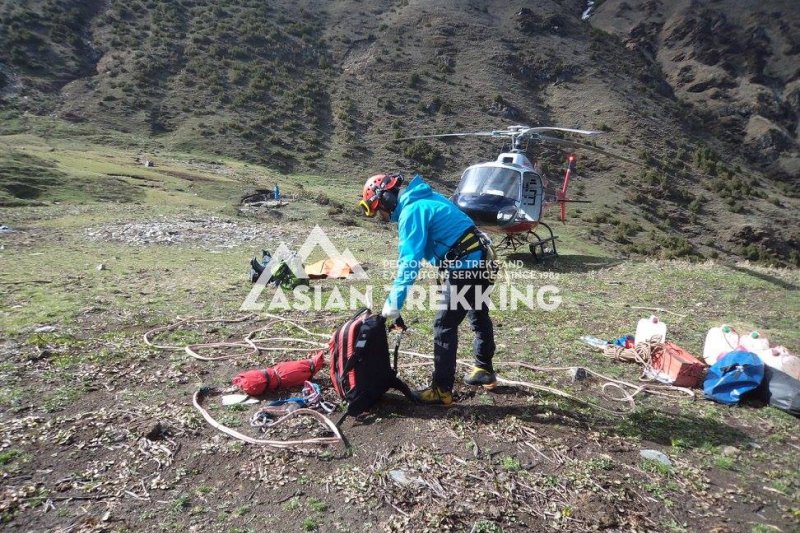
<box><xmin>702</xmin><ymin>325</ymin><xmax>741</xmax><ymax>365</ymax></box>
<box><xmin>635</xmin><ymin>315</ymin><xmax>667</xmax><ymax>346</ymax></box>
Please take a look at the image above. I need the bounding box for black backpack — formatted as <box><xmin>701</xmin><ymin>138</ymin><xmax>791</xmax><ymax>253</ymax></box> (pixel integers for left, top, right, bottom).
<box><xmin>327</xmin><ymin>308</ymin><xmax>416</xmax><ymax>422</ymax></box>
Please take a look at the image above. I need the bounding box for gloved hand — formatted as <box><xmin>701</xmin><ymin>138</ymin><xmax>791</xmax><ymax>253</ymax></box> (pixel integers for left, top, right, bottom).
<box><xmin>381</xmin><ymin>301</ymin><xmax>406</xmax><ymax>331</ymax></box>
<box><xmin>381</xmin><ymin>301</ymin><xmax>400</xmax><ymax>320</ymax></box>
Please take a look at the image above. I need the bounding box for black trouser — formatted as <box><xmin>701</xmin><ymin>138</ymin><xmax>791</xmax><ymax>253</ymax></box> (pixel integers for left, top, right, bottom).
<box><xmin>432</xmin><ymin>268</ymin><xmax>495</xmax><ymax>391</ymax></box>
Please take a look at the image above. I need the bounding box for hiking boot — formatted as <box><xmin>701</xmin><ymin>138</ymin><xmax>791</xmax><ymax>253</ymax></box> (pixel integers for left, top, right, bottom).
<box><xmin>415</xmin><ymin>385</ymin><xmax>454</xmax><ymax>405</ymax></box>
<box><xmin>464</xmin><ymin>366</ymin><xmax>497</xmax><ymax>390</ymax></box>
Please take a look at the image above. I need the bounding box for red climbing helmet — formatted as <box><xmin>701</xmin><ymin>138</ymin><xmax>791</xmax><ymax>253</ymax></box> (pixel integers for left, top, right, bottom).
<box><xmin>359</xmin><ymin>173</ymin><xmax>404</xmax><ymax>217</ymax></box>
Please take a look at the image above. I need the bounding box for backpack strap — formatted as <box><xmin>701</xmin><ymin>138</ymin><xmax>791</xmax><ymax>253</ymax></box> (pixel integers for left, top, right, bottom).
<box><xmin>389</xmin><ymin>374</ymin><xmax>418</xmax><ymax>402</ymax></box>
<box><xmin>336</xmin><ymin>315</ymin><xmax>374</xmax><ymax>393</ymax></box>
<box><xmin>334</xmin><ymin>311</ymin><xmax>372</xmax><ymax>396</ymax></box>
<box><xmin>389</xmin><ymin>330</ymin><xmax>417</xmax><ymax>402</ymax></box>
<box><xmin>392</xmin><ymin>331</ymin><xmax>401</xmax><ymax>372</ymax></box>
<box><xmin>348</xmin><ymin>307</ymin><xmax>370</xmax><ymax>322</ymax></box>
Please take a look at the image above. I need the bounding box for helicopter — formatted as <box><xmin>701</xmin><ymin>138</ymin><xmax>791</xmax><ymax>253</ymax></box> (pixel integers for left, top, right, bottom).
<box><xmin>397</xmin><ymin>125</ymin><xmax>639</xmax><ymax>261</ymax></box>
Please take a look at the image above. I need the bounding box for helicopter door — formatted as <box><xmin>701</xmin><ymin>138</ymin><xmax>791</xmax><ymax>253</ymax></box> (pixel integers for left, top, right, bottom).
<box><xmin>518</xmin><ymin>171</ymin><xmax>543</xmax><ymax>221</ymax></box>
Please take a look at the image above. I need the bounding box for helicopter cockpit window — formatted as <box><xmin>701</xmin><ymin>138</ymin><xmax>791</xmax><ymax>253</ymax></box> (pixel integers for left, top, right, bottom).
<box><xmin>457</xmin><ymin>167</ymin><xmax>521</xmax><ymax>198</ymax></box>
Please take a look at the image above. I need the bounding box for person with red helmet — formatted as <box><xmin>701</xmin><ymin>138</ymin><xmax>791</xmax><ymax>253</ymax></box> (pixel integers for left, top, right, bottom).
<box><xmin>359</xmin><ymin>173</ymin><xmax>404</xmax><ymax>221</ymax></box>
<box><xmin>359</xmin><ymin>172</ymin><xmax>497</xmax><ymax>405</ymax></box>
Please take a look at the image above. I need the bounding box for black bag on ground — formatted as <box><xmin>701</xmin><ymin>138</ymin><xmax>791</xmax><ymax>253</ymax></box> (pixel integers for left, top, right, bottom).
<box><xmin>328</xmin><ymin>308</ymin><xmax>416</xmax><ymax>419</ymax></box>
<box><xmin>249</xmin><ymin>250</ymin><xmax>309</xmax><ymax>290</ymax></box>
<box><xmin>750</xmin><ymin>365</ymin><xmax>800</xmax><ymax>417</ymax></box>
<box><xmin>249</xmin><ymin>250</ymin><xmax>271</xmax><ymax>283</ymax></box>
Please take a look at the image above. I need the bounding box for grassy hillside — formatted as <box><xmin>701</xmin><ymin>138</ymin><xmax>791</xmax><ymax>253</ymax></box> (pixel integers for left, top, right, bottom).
<box><xmin>591</xmin><ymin>0</ymin><xmax>800</xmax><ymax>179</ymax></box>
<box><xmin>2</xmin><ymin>0</ymin><xmax>797</xmax><ymax>265</ymax></box>
<box><xmin>1</xmin><ymin>0</ymin><xmax>333</xmax><ymax>170</ymax></box>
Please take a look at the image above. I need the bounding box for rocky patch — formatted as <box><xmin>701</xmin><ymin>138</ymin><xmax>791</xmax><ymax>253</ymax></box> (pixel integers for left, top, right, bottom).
<box><xmin>85</xmin><ymin>217</ymin><xmax>268</xmax><ymax>248</ymax></box>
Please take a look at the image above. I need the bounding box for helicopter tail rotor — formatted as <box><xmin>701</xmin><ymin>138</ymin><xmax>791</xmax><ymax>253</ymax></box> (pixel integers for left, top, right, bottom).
<box><xmin>557</xmin><ymin>154</ymin><xmax>577</xmax><ymax>223</ymax></box>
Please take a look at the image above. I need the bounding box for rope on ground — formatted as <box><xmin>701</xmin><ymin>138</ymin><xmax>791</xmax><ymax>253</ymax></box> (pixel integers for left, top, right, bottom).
<box><xmin>143</xmin><ymin>314</ymin><xmax>258</xmax><ymax>351</ymax></box>
<box><xmin>145</xmin><ymin>315</ymin><xmax>340</xmax><ymax>449</ymax></box>
<box><xmin>603</xmin><ymin>339</ymin><xmax>662</xmax><ymax>384</ymax></box>
<box><xmin>496</xmin><ymin>360</ymin><xmax>696</xmax><ymax>406</ymax></box>
<box><xmin>260</xmin><ymin>313</ymin><xmax>330</xmax><ymax>339</ymax></box>
<box><xmin>600</xmin><ymin>337</ymin><xmax>696</xmax><ymax>402</ymax></box>
<box><xmin>394</xmin><ymin>349</ymin><xmax>693</xmax><ymax>415</ymax></box>
<box><xmin>192</xmin><ymin>387</ymin><xmax>343</xmax><ymax>449</ymax></box>
<box><xmin>186</xmin><ymin>342</ymin><xmax>259</xmax><ymax>361</ymax></box>
<box><xmin>144</xmin><ymin>315</ymin><xmax>327</xmax><ymax>360</ymax></box>
<box><xmin>144</xmin><ymin>314</ymin><xmax>699</xmax><ymax>444</ymax></box>
<box><xmin>603</xmin><ymin>342</ymin><xmax>652</xmax><ymax>366</ymax></box>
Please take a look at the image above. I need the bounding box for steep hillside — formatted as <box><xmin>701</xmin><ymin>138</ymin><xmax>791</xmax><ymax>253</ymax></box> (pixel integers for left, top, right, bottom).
<box><xmin>1</xmin><ymin>0</ymin><xmax>798</xmax><ymax>264</ymax></box>
<box><xmin>1</xmin><ymin>0</ymin><xmax>333</xmax><ymax>170</ymax></box>
<box><xmin>590</xmin><ymin>0</ymin><xmax>800</xmax><ymax>179</ymax></box>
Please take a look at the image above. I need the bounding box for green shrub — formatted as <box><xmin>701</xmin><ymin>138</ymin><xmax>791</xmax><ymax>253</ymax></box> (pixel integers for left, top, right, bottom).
<box><xmin>403</xmin><ymin>140</ymin><xmax>441</xmax><ymax>166</ymax></box>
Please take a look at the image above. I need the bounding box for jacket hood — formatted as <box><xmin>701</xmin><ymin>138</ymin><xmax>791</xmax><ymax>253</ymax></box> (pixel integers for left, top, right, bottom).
<box><xmin>390</xmin><ymin>174</ymin><xmax>430</xmax><ymax>222</ymax></box>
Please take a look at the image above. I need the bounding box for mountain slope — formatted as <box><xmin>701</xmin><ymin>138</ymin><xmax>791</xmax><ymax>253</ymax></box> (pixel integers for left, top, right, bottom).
<box><xmin>590</xmin><ymin>0</ymin><xmax>800</xmax><ymax>177</ymax></box>
<box><xmin>1</xmin><ymin>0</ymin><xmax>798</xmax><ymax>264</ymax></box>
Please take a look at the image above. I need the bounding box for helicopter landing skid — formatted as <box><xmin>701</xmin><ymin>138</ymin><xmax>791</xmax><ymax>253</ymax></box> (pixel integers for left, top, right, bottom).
<box><xmin>498</xmin><ymin>223</ymin><xmax>558</xmax><ymax>262</ymax></box>
<box><xmin>528</xmin><ymin>222</ymin><xmax>558</xmax><ymax>262</ymax></box>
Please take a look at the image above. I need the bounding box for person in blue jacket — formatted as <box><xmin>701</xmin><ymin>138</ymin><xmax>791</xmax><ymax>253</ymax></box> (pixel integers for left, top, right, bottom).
<box><xmin>359</xmin><ymin>172</ymin><xmax>497</xmax><ymax>404</ymax></box>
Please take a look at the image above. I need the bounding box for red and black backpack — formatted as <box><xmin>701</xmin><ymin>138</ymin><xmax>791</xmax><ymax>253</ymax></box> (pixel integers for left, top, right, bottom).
<box><xmin>328</xmin><ymin>308</ymin><xmax>415</xmax><ymax>420</ymax></box>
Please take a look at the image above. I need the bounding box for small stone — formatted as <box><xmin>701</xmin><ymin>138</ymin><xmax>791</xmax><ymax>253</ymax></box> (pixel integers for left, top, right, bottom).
<box><xmin>720</xmin><ymin>445</ymin><xmax>739</xmax><ymax>457</ymax></box>
<box><xmin>34</xmin><ymin>325</ymin><xmax>57</xmax><ymax>333</ymax></box>
<box><xmin>389</xmin><ymin>469</ymin><xmax>423</xmax><ymax>488</ymax></box>
<box><xmin>31</xmin><ymin>347</ymin><xmax>52</xmax><ymax>360</ymax></box>
<box><xmin>568</xmin><ymin>367</ymin><xmax>588</xmax><ymax>382</ymax></box>
<box><xmin>96</xmin><ymin>264</ymin><xmax>106</xmax><ymax>271</ymax></box>
<box><xmin>142</xmin><ymin>422</ymin><xmax>167</xmax><ymax>441</ymax></box>
<box><xmin>640</xmin><ymin>449</ymin><xmax>671</xmax><ymax>466</ymax></box>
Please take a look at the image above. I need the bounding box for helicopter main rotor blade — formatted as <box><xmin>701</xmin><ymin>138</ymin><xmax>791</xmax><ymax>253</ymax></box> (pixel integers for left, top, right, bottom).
<box><xmin>394</xmin><ymin>132</ymin><xmax>497</xmax><ymax>141</ymax></box>
<box><xmin>524</xmin><ymin>127</ymin><xmax>601</xmax><ymax>136</ymax></box>
<box><xmin>396</xmin><ymin>127</ymin><xmax>602</xmax><ymax>142</ymax></box>
<box><xmin>535</xmin><ymin>135</ymin><xmax>642</xmax><ymax>166</ymax></box>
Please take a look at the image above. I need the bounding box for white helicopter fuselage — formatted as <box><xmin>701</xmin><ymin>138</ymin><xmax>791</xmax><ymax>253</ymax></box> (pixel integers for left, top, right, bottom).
<box><xmin>451</xmin><ymin>151</ymin><xmax>549</xmax><ymax>234</ymax></box>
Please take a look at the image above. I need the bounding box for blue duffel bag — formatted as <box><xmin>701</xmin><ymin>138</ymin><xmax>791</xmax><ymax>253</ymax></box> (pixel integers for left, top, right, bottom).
<box><xmin>703</xmin><ymin>351</ymin><xmax>765</xmax><ymax>405</ymax></box>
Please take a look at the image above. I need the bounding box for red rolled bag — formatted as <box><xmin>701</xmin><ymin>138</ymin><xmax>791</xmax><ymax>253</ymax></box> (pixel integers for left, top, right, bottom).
<box><xmin>232</xmin><ymin>350</ymin><xmax>326</xmax><ymax>396</ymax></box>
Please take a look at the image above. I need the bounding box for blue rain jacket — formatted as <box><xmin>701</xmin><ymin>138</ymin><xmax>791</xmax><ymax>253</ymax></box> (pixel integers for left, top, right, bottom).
<box><xmin>385</xmin><ymin>175</ymin><xmax>482</xmax><ymax>312</ymax></box>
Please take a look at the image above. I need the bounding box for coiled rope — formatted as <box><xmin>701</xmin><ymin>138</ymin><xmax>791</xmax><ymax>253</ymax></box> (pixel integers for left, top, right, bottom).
<box><xmin>193</xmin><ymin>387</ymin><xmax>343</xmax><ymax>449</ymax></box>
